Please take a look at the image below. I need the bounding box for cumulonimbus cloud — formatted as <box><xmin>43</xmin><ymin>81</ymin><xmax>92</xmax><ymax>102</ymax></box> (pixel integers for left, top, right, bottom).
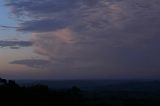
<box><xmin>5</xmin><ymin>0</ymin><xmax>160</xmax><ymax>77</ymax></box>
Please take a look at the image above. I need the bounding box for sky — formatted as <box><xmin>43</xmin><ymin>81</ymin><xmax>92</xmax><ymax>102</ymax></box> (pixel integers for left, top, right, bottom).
<box><xmin>0</xmin><ymin>0</ymin><xmax>160</xmax><ymax>80</ymax></box>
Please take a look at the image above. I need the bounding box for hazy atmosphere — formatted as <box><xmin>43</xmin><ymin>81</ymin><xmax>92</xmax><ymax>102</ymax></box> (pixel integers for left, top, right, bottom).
<box><xmin>0</xmin><ymin>0</ymin><xmax>160</xmax><ymax>80</ymax></box>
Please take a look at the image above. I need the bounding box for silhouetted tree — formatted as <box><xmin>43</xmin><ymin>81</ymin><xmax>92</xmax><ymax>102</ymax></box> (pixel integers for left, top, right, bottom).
<box><xmin>7</xmin><ymin>80</ymin><xmax>19</xmax><ymax>87</ymax></box>
<box><xmin>71</xmin><ymin>86</ymin><xmax>81</xmax><ymax>95</ymax></box>
<box><xmin>0</xmin><ymin>78</ymin><xmax>7</xmax><ymax>85</ymax></box>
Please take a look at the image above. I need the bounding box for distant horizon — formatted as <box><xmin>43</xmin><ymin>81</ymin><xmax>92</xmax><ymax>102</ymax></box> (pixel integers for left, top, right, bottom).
<box><xmin>12</xmin><ymin>78</ymin><xmax>160</xmax><ymax>81</ymax></box>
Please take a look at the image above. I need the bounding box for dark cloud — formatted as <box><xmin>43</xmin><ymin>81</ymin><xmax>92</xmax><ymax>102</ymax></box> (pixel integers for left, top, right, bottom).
<box><xmin>5</xmin><ymin>0</ymin><xmax>160</xmax><ymax>78</ymax></box>
<box><xmin>5</xmin><ymin>0</ymin><xmax>102</xmax><ymax>32</ymax></box>
<box><xmin>17</xmin><ymin>19</ymin><xmax>69</xmax><ymax>32</ymax></box>
<box><xmin>9</xmin><ymin>59</ymin><xmax>52</xmax><ymax>69</ymax></box>
<box><xmin>0</xmin><ymin>25</ymin><xmax>19</xmax><ymax>29</ymax></box>
<box><xmin>0</xmin><ymin>40</ymin><xmax>32</xmax><ymax>48</ymax></box>
<box><xmin>5</xmin><ymin>0</ymin><xmax>98</xmax><ymax>16</ymax></box>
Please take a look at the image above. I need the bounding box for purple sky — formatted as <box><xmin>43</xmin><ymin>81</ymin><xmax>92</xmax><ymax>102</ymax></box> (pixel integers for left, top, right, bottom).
<box><xmin>0</xmin><ymin>0</ymin><xmax>160</xmax><ymax>80</ymax></box>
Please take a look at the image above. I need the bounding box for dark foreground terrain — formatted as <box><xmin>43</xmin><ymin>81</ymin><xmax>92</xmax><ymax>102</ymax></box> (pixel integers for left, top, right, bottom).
<box><xmin>0</xmin><ymin>79</ymin><xmax>160</xmax><ymax>106</ymax></box>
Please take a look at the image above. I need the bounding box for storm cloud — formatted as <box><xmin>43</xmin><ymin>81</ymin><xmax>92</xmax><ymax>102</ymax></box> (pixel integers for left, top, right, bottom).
<box><xmin>5</xmin><ymin>0</ymin><xmax>160</xmax><ymax>78</ymax></box>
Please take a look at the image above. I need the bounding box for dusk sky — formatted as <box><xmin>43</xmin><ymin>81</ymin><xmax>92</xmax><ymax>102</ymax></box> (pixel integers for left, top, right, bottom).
<box><xmin>0</xmin><ymin>0</ymin><xmax>160</xmax><ymax>80</ymax></box>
